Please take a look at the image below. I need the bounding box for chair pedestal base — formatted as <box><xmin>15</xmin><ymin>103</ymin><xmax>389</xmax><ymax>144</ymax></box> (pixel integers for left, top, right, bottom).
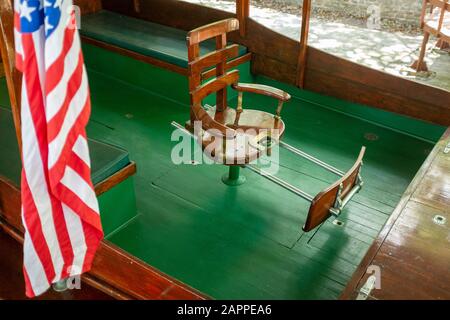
<box><xmin>222</xmin><ymin>166</ymin><xmax>246</xmax><ymax>186</ymax></box>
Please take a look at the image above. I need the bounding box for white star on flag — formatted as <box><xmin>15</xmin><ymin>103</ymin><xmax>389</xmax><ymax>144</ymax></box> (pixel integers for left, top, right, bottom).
<box><xmin>20</xmin><ymin>1</ymin><xmax>36</xmax><ymax>22</ymax></box>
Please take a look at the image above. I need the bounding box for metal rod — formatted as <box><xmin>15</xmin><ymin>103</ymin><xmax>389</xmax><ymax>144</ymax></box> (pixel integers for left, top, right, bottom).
<box><xmin>171</xmin><ymin>121</ymin><xmax>193</xmax><ymax>136</ymax></box>
<box><xmin>340</xmin><ymin>183</ymin><xmax>362</xmax><ymax>209</ymax></box>
<box><xmin>279</xmin><ymin>141</ymin><xmax>345</xmax><ymax>176</ymax></box>
<box><xmin>246</xmin><ymin>164</ymin><xmax>314</xmax><ymax>202</ymax></box>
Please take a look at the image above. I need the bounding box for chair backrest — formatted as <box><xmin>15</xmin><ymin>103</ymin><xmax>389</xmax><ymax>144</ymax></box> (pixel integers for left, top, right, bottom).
<box><xmin>0</xmin><ymin>0</ymin><xmax>22</xmax><ymax>148</ymax></box>
<box><xmin>186</xmin><ymin>18</ymin><xmax>240</xmax><ymax>126</ymax></box>
<box><xmin>303</xmin><ymin>147</ymin><xmax>365</xmax><ymax>232</ymax></box>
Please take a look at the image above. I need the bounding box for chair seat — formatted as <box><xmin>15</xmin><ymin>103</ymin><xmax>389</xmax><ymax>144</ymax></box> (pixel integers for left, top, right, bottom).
<box><xmin>187</xmin><ymin>106</ymin><xmax>285</xmax><ymax>165</ymax></box>
<box><xmin>206</xmin><ymin>107</ymin><xmax>285</xmax><ymax>136</ymax></box>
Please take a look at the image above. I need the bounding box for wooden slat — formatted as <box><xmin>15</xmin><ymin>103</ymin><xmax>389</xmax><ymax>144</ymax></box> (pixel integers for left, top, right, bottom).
<box><xmin>341</xmin><ymin>128</ymin><xmax>450</xmax><ymax>300</ymax></box>
<box><xmin>187</xmin><ymin>18</ymin><xmax>239</xmax><ymax>46</ymax></box>
<box><xmin>189</xmin><ymin>44</ymin><xmax>239</xmax><ymax>76</ymax></box>
<box><xmin>201</xmin><ymin>52</ymin><xmax>251</xmax><ymax>80</ymax></box>
<box><xmin>191</xmin><ymin>70</ymin><xmax>239</xmax><ymax>104</ymax></box>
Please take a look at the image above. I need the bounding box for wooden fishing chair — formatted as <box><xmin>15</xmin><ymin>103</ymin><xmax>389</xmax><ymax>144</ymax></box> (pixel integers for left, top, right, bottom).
<box><xmin>172</xmin><ymin>18</ymin><xmax>366</xmax><ymax>232</ymax></box>
<box><xmin>185</xmin><ymin>18</ymin><xmax>291</xmax><ymax>168</ymax></box>
<box><xmin>412</xmin><ymin>0</ymin><xmax>450</xmax><ymax>71</ymax></box>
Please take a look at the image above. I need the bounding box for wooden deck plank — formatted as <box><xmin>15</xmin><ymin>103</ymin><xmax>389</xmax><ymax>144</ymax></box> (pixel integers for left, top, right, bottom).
<box><xmin>81</xmin><ymin>67</ymin><xmax>433</xmax><ymax>299</ymax></box>
<box><xmin>341</xmin><ymin>128</ymin><xmax>450</xmax><ymax>300</ymax></box>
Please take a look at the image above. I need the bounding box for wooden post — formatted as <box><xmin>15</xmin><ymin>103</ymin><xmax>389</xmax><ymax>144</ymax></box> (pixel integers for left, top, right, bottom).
<box><xmin>0</xmin><ymin>55</ymin><xmax>4</xmax><ymax>78</ymax></box>
<box><xmin>0</xmin><ymin>0</ymin><xmax>22</xmax><ymax>150</ymax></box>
<box><xmin>296</xmin><ymin>0</ymin><xmax>311</xmax><ymax>88</ymax></box>
<box><xmin>236</xmin><ymin>0</ymin><xmax>250</xmax><ymax>37</ymax></box>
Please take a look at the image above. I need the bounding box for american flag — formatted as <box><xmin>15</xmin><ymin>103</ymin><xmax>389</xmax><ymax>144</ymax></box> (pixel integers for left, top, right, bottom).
<box><xmin>14</xmin><ymin>0</ymin><xmax>103</xmax><ymax>297</ymax></box>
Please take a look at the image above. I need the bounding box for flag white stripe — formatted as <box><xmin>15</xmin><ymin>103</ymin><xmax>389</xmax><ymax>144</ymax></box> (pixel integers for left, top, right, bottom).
<box><xmin>22</xmin><ymin>213</ymin><xmax>51</xmax><ymax>296</ymax></box>
<box><xmin>46</xmin><ymin>33</ymin><xmax>82</xmax><ymax>121</ymax></box>
<box><xmin>62</xmin><ymin>203</ymin><xmax>87</xmax><ymax>275</ymax></box>
<box><xmin>32</xmin><ymin>28</ymin><xmax>46</xmax><ymax>102</ymax></box>
<box><xmin>61</xmin><ymin>166</ymin><xmax>99</xmax><ymax>213</ymax></box>
<box><xmin>48</xmin><ymin>66</ymin><xmax>88</xmax><ymax>168</ymax></box>
<box><xmin>21</xmin><ymin>83</ymin><xmax>65</xmax><ymax>277</ymax></box>
<box><xmin>72</xmin><ymin>135</ymin><xmax>91</xmax><ymax>168</ymax></box>
<box><xmin>44</xmin><ymin>0</ymin><xmax>72</xmax><ymax>67</ymax></box>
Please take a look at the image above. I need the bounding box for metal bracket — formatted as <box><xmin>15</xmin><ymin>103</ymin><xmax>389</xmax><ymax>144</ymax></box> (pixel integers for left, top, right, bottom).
<box><xmin>356</xmin><ymin>275</ymin><xmax>376</xmax><ymax>300</ymax></box>
<box><xmin>444</xmin><ymin>142</ymin><xmax>450</xmax><ymax>154</ymax></box>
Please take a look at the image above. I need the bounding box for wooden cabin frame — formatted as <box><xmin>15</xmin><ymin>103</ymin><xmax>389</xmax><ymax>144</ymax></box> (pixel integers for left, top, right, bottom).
<box><xmin>93</xmin><ymin>0</ymin><xmax>449</xmax><ymax>126</ymax></box>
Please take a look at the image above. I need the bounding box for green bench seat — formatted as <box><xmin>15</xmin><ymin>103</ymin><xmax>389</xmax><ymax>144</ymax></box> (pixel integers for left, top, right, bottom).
<box><xmin>80</xmin><ymin>10</ymin><xmax>248</xmax><ymax>69</ymax></box>
<box><xmin>0</xmin><ymin>106</ymin><xmax>130</xmax><ymax>186</ymax></box>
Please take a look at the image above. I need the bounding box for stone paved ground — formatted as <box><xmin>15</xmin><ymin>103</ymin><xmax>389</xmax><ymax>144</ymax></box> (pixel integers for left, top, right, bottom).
<box><xmin>185</xmin><ymin>0</ymin><xmax>450</xmax><ymax>92</ymax></box>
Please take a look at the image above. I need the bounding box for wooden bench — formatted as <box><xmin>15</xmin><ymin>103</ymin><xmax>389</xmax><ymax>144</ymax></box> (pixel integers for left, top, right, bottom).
<box><xmin>80</xmin><ymin>10</ymin><xmax>251</xmax><ymax>78</ymax></box>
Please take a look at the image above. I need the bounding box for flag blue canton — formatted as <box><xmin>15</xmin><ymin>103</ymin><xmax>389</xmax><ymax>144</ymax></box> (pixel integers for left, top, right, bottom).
<box><xmin>44</xmin><ymin>0</ymin><xmax>63</xmax><ymax>37</ymax></box>
<box><xmin>19</xmin><ymin>0</ymin><xmax>44</xmax><ymax>33</ymax></box>
<box><xmin>18</xmin><ymin>0</ymin><xmax>63</xmax><ymax>37</ymax></box>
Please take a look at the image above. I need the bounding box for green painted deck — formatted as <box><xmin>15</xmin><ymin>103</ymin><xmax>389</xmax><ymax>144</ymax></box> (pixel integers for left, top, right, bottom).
<box><xmin>0</xmin><ymin>44</ymin><xmax>445</xmax><ymax>299</ymax></box>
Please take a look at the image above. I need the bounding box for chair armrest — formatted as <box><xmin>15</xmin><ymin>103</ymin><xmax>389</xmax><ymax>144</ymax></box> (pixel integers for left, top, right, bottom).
<box><xmin>232</xmin><ymin>83</ymin><xmax>291</xmax><ymax>102</ymax></box>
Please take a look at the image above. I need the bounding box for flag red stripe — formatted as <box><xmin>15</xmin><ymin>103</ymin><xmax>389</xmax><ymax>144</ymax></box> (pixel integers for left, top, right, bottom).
<box><xmin>55</xmin><ymin>182</ymin><xmax>103</xmax><ymax>233</ymax></box>
<box><xmin>48</xmin><ymin>94</ymin><xmax>91</xmax><ymax>187</ymax></box>
<box><xmin>47</xmin><ymin>52</ymin><xmax>84</xmax><ymax>141</ymax></box>
<box><xmin>45</xmin><ymin>23</ymin><xmax>76</xmax><ymax>94</ymax></box>
<box><xmin>17</xmin><ymin>0</ymin><xmax>103</xmax><ymax>297</ymax></box>
<box><xmin>22</xmin><ymin>34</ymin><xmax>76</xmax><ymax>275</ymax></box>
<box><xmin>23</xmin><ymin>266</ymin><xmax>35</xmax><ymax>298</ymax></box>
<box><xmin>21</xmin><ymin>175</ymin><xmax>56</xmax><ymax>284</ymax></box>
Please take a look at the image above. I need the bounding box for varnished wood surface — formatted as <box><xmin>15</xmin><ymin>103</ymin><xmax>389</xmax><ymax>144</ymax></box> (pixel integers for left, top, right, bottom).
<box><xmin>201</xmin><ymin>52</ymin><xmax>251</xmax><ymax>80</ymax></box>
<box><xmin>0</xmin><ymin>176</ymin><xmax>208</xmax><ymax>300</ymax></box>
<box><xmin>304</xmin><ymin>147</ymin><xmax>365</xmax><ymax>232</ymax></box>
<box><xmin>341</xmin><ymin>128</ymin><xmax>450</xmax><ymax>300</ymax></box>
<box><xmin>296</xmin><ymin>0</ymin><xmax>311</xmax><ymax>88</ymax></box>
<box><xmin>94</xmin><ymin>161</ymin><xmax>137</xmax><ymax>196</ymax></box>
<box><xmin>103</xmin><ymin>0</ymin><xmax>450</xmax><ymax>126</ymax></box>
<box><xmin>74</xmin><ymin>0</ymin><xmax>102</xmax><ymax>14</ymax></box>
<box><xmin>0</xmin><ymin>0</ymin><xmax>22</xmax><ymax>148</ymax></box>
<box><xmin>81</xmin><ymin>36</ymin><xmax>189</xmax><ymax>76</ymax></box>
<box><xmin>0</xmin><ymin>59</ymin><xmax>4</xmax><ymax>77</ymax></box>
<box><xmin>232</xmin><ymin>82</ymin><xmax>291</xmax><ymax>101</ymax></box>
<box><xmin>236</xmin><ymin>0</ymin><xmax>249</xmax><ymax>37</ymax></box>
<box><xmin>0</xmin><ymin>227</ymin><xmax>114</xmax><ymax>300</ymax></box>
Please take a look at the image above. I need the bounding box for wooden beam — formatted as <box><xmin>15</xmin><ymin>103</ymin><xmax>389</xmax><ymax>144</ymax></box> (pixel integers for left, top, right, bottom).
<box><xmin>236</xmin><ymin>0</ymin><xmax>250</xmax><ymax>37</ymax></box>
<box><xmin>296</xmin><ymin>0</ymin><xmax>311</xmax><ymax>88</ymax></box>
